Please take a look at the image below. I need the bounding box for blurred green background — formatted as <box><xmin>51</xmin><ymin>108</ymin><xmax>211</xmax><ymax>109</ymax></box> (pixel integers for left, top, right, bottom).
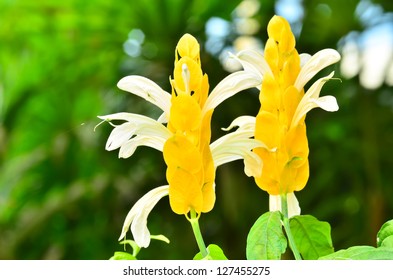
<box><xmin>1</xmin><ymin>0</ymin><xmax>392</xmax><ymax>259</ymax></box>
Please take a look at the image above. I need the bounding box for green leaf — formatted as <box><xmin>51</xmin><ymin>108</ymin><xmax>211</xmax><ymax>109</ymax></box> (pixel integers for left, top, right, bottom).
<box><xmin>193</xmin><ymin>244</ymin><xmax>228</xmax><ymax>260</ymax></box>
<box><xmin>246</xmin><ymin>211</ymin><xmax>287</xmax><ymax>260</ymax></box>
<box><xmin>109</xmin><ymin>251</ymin><xmax>137</xmax><ymax>260</ymax></box>
<box><xmin>380</xmin><ymin>236</ymin><xmax>393</xmax><ymax>248</ymax></box>
<box><xmin>377</xmin><ymin>219</ymin><xmax>393</xmax><ymax>247</ymax></box>
<box><xmin>289</xmin><ymin>215</ymin><xmax>334</xmax><ymax>260</ymax></box>
<box><xmin>120</xmin><ymin>239</ymin><xmax>140</xmax><ymax>257</ymax></box>
<box><xmin>319</xmin><ymin>246</ymin><xmax>393</xmax><ymax>260</ymax></box>
<box><xmin>150</xmin><ymin>234</ymin><xmax>170</xmax><ymax>244</ymax></box>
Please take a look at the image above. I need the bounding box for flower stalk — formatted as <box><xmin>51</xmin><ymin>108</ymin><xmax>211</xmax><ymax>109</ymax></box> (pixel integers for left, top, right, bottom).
<box><xmin>281</xmin><ymin>193</ymin><xmax>302</xmax><ymax>260</ymax></box>
<box><xmin>187</xmin><ymin>209</ymin><xmax>208</xmax><ymax>258</ymax></box>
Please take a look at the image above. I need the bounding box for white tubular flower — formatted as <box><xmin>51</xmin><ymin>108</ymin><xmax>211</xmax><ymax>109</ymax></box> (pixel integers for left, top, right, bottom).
<box><xmin>118</xmin><ymin>185</ymin><xmax>170</xmax><ymax>248</ymax></box>
<box><xmin>269</xmin><ymin>193</ymin><xmax>301</xmax><ymax>218</ymax></box>
<box><xmin>291</xmin><ymin>72</ymin><xmax>339</xmax><ymax>128</ymax></box>
<box><xmin>235</xmin><ymin>47</ymin><xmax>341</xmax><ymax>128</ymax></box>
<box><xmin>211</xmin><ymin>116</ymin><xmax>266</xmax><ymax>178</ymax></box>
<box><xmin>97</xmin><ymin>113</ymin><xmax>172</xmax><ymax>158</ymax></box>
<box><xmin>117</xmin><ymin>76</ymin><xmax>172</xmax><ymax>118</ymax></box>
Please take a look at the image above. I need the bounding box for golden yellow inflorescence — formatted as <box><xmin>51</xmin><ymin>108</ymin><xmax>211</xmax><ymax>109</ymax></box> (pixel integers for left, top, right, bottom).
<box><xmin>163</xmin><ymin>34</ymin><xmax>215</xmax><ymax>215</ymax></box>
<box><xmin>253</xmin><ymin>16</ymin><xmax>310</xmax><ymax>195</ymax></box>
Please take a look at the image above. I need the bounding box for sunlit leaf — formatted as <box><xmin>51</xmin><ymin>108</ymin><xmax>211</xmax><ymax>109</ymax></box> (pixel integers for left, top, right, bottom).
<box><xmin>193</xmin><ymin>244</ymin><xmax>228</xmax><ymax>260</ymax></box>
<box><xmin>110</xmin><ymin>251</ymin><xmax>137</xmax><ymax>260</ymax></box>
<box><xmin>246</xmin><ymin>211</ymin><xmax>287</xmax><ymax>260</ymax></box>
<box><xmin>377</xmin><ymin>219</ymin><xmax>393</xmax><ymax>248</ymax></box>
<box><xmin>319</xmin><ymin>246</ymin><xmax>393</xmax><ymax>260</ymax></box>
<box><xmin>289</xmin><ymin>215</ymin><xmax>334</xmax><ymax>260</ymax></box>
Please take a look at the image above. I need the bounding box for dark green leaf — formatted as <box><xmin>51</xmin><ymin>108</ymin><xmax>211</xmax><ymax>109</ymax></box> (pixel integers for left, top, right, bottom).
<box><xmin>193</xmin><ymin>244</ymin><xmax>228</xmax><ymax>260</ymax></box>
<box><xmin>289</xmin><ymin>215</ymin><xmax>334</xmax><ymax>260</ymax></box>
<box><xmin>110</xmin><ymin>251</ymin><xmax>137</xmax><ymax>260</ymax></box>
<box><xmin>377</xmin><ymin>219</ymin><xmax>393</xmax><ymax>247</ymax></box>
<box><xmin>319</xmin><ymin>246</ymin><xmax>393</xmax><ymax>260</ymax></box>
<box><xmin>246</xmin><ymin>211</ymin><xmax>287</xmax><ymax>260</ymax></box>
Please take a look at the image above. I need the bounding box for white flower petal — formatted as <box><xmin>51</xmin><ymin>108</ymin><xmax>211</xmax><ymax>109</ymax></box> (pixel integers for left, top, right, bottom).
<box><xmin>312</xmin><ymin>95</ymin><xmax>339</xmax><ymax>112</ymax></box>
<box><xmin>269</xmin><ymin>193</ymin><xmax>301</xmax><ymax>218</ymax></box>
<box><xmin>222</xmin><ymin>115</ymin><xmax>256</xmax><ymax>133</ymax></box>
<box><xmin>295</xmin><ymin>49</ymin><xmax>341</xmax><ymax>91</ymax></box>
<box><xmin>157</xmin><ymin>112</ymin><xmax>168</xmax><ymax>124</ymax></box>
<box><xmin>269</xmin><ymin>194</ymin><xmax>281</xmax><ymax>213</ymax></box>
<box><xmin>211</xmin><ymin>139</ymin><xmax>262</xmax><ymax>167</ymax></box>
<box><xmin>232</xmin><ymin>50</ymin><xmax>272</xmax><ymax>81</ymax></box>
<box><xmin>118</xmin><ymin>185</ymin><xmax>169</xmax><ymax>248</ymax></box>
<box><xmin>211</xmin><ymin>115</ymin><xmax>269</xmax><ymax>176</ymax></box>
<box><xmin>105</xmin><ymin>122</ymin><xmax>136</xmax><ymax>151</ymax></box>
<box><xmin>291</xmin><ymin>72</ymin><xmax>337</xmax><ymax>127</ymax></box>
<box><xmin>202</xmin><ymin>71</ymin><xmax>260</xmax><ymax>114</ymax></box>
<box><xmin>98</xmin><ymin>113</ymin><xmax>172</xmax><ymax>154</ymax></box>
<box><xmin>210</xmin><ymin>129</ymin><xmax>254</xmax><ymax>153</ymax></box>
<box><xmin>117</xmin><ymin>75</ymin><xmax>171</xmax><ymax>116</ymax></box>
<box><xmin>299</xmin><ymin>53</ymin><xmax>311</xmax><ymax>67</ymax></box>
<box><xmin>211</xmin><ymin>129</ymin><xmax>266</xmax><ymax>178</ymax></box>
<box><xmin>243</xmin><ymin>151</ymin><xmax>263</xmax><ymax>177</ymax></box>
<box><xmin>119</xmin><ymin>135</ymin><xmax>166</xmax><ymax>158</ymax></box>
<box><xmin>287</xmin><ymin>192</ymin><xmax>301</xmax><ymax>217</ymax></box>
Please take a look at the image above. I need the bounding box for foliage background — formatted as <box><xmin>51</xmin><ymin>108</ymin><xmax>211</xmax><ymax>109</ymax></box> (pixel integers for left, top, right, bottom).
<box><xmin>0</xmin><ymin>0</ymin><xmax>392</xmax><ymax>259</ymax></box>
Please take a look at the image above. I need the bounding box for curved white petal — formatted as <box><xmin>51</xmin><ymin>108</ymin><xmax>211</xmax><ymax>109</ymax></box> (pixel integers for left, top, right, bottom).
<box><xmin>202</xmin><ymin>71</ymin><xmax>260</xmax><ymax>114</ymax></box>
<box><xmin>212</xmin><ymin>115</ymin><xmax>265</xmax><ymax>177</ymax></box>
<box><xmin>104</xmin><ymin>122</ymin><xmax>136</xmax><ymax>151</ymax></box>
<box><xmin>98</xmin><ymin>113</ymin><xmax>172</xmax><ymax>152</ymax></box>
<box><xmin>118</xmin><ymin>185</ymin><xmax>170</xmax><ymax>248</ymax></box>
<box><xmin>291</xmin><ymin>72</ymin><xmax>337</xmax><ymax>128</ymax></box>
<box><xmin>243</xmin><ymin>150</ymin><xmax>263</xmax><ymax>177</ymax></box>
<box><xmin>211</xmin><ymin>115</ymin><xmax>267</xmax><ymax>176</ymax></box>
<box><xmin>313</xmin><ymin>95</ymin><xmax>339</xmax><ymax>112</ymax></box>
<box><xmin>222</xmin><ymin>115</ymin><xmax>256</xmax><ymax>133</ymax></box>
<box><xmin>232</xmin><ymin>50</ymin><xmax>272</xmax><ymax>82</ymax></box>
<box><xmin>119</xmin><ymin>135</ymin><xmax>166</xmax><ymax>158</ymax></box>
<box><xmin>117</xmin><ymin>75</ymin><xmax>171</xmax><ymax>117</ymax></box>
<box><xmin>210</xmin><ymin>126</ymin><xmax>255</xmax><ymax>151</ymax></box>
<box><xmin>299</xmin><ymin>53</ymin><xmax>311</xmax><ymax>67</ymax></box>
<box><xmin>287</xmin><ymin>192</ymin><xmax>301</xmax><ymax>217</ymax></box>
<box><xmin>269</xmin><ymin>194</ymin><xmax>281</xmax><ymax>213</ymax></box>
<box><xmin>269</xmin><ymin>193</ymin><xmax>301</xmax><ymax>218</ymax></box>
<box><xmin>295</xmin><ymin>48</ymin><xmax>341</xmax><ymax>91</ymax></box>
<box><xmin>157</xmin><ymin>112</ymin><xmax>168</xmax><ymax>124</ymax></box>
<box><xmin>211</xmin><ymin>138</ymin><xmax>263</xmax><ymax>167</ymax></box>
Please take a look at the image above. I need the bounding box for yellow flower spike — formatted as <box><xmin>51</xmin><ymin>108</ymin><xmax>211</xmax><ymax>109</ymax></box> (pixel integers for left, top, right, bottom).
<box><xmin>167</xmin><ymin>167</ymin><xmax>204</xmax><ymax>214</ymax></box>
<box><xmin>165</xmin><ymin>57</ymin><xmax>208</xmax><ymax>215</ymax></box>
<box><xmin>169</xmin><ymin>94</ymin><xmax>202</xmax><ymax>133</ymax></box>
<box><xmin>173</xmin><ymin>59</ymin><xmax>203</xmax><ymax>95</ymax></box>
<box><xmin>267</xmin><ymin>15</ymin><xmax>295</xmax><ymax>54</ymax></box>
<box><xmin>175</xmin><ymin>33</ymin><xmax>200</xmax><ymax>64</ymax></box>
<box><xmin>99</xmin><ymin>32</ymin><xmax>263</xmax><ymax>249</ymax></box>
<box><xmin>163</xmin><ymin>134</ymin><xmax>203</xmax><ymax>174</ymax></box>
<box><xmin>234</xmin><ymin>15</ymin><xmax>341</xmax><ymax>217</ymax></box>
<box><xmin>264</xmin><ymin>38</ymin><xmax>280</xmax><ymax>75</ymax></box>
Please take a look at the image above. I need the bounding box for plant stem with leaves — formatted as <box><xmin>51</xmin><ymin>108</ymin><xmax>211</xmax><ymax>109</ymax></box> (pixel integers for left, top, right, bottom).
<box><xmin>281</xmin><ymin>194</ymin><xmax>302</xmax><ymax>260</ymax></box>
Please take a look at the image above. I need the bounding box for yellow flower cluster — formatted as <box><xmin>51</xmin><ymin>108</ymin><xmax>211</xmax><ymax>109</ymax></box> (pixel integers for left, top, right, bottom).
<box><xmin>163</xmin><ymin>34</ymin><xmax>215</xmax><ymax>215</ymax></box>
<box><xmin>253</xmin><ymin>16</ymin><xmax>309</xmax><ymax>195</ymax></box>
<box><xmin>99</xmin><ymin>15</ymin><xmax>340</xmax><ymax>248</ymax></box>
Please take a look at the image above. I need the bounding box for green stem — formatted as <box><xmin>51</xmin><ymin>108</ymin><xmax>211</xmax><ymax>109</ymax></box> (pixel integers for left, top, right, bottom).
<box><xmin>188</xmin><ymin>209</ymin><xmax>208</xmax><ymax>258</ymax></box>
<box><xmin>281</xmin><ymin>194</ymin><xmax>302</xmax><ymax>260</ymax></box>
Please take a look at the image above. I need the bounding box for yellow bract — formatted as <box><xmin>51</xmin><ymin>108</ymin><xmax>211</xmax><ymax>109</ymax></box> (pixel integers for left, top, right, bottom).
<box><xmin>254</xmin><ymin>15</ymin><xmax>309</xmax><ymax>195</ymax></box>
<box><xmin>169</xmin><ymin>94</ymin><xmax>202</xmax><ymax>133</ymax></box>
<box><xmin>175</xmin><ymin>33</ymin><xmax>200</xmax><ymax>63</ymax></box>
<box><xmin>163</xmin><ymin>34</ymin><xmax>215</xmax><ymax>215</ymax></box>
